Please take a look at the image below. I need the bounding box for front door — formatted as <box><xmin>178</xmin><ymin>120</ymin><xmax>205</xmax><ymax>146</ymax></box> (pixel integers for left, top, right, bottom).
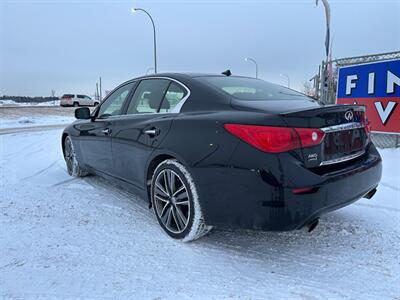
<box><xmin>77</xmin><ymin>82</ymin><xmax>135</xmax><ymax>175</ymax></box>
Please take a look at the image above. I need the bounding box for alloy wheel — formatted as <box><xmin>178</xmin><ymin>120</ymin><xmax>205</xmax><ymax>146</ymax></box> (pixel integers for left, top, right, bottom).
<box><xmin>153</xmin><ymin>169</ymin><xmax>191</xmax><ymax>234</ymax></box>
<box><xmin>64</xmin><ymin>137</ymin><xmax>74</xmax><ymax>175</ymax></box>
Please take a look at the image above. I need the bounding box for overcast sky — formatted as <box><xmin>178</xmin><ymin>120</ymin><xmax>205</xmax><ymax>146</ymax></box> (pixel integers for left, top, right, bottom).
<box><xmin>0</xmin><ymin>0</ymin><xmax>399</xmax><ymax>96</ymax></box>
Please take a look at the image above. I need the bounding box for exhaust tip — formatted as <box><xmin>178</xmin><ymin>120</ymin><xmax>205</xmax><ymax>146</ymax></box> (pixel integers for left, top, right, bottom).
<box><xmin>307</xmin><ymin>218</ymin><xmax>319</xmax><ymax>233</ymax></box>
<box><xmin>363</xmin><ymin>188</ymin><xmax>377</xmax><ymax>199</ymax></box>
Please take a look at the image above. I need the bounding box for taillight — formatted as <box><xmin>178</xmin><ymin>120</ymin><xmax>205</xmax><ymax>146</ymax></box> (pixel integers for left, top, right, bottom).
<box><xmin>295</xmin><ymin>128</ymin><xmax>325</xmax><ymax>148</ymax></box>
<box><xmin>224</xmin><ymin>124</ymin><xmax>325</xmax><ymax>153</ymax></box>
<box><xmin>364</xmin><ymin>119</ymin><xmax>371</xmax><ymax>135</ymax></box>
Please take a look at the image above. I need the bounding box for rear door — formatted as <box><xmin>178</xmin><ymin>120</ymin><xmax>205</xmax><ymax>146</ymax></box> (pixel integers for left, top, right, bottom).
<box><xmin>76</xmin><ymin>82</ymin><xmax>136</xmax><ymax>174</ymax></box>
<box><xmin>83</xmin><ymin>95</ymin><xmax>92</xmax><ymax>106</ymax></box>
<box><xmin>111</xmin><ymin>79</ymin><xmax>188</xmax><ymax>189</ymax></box>
<box><xmin>77</xmin><ymin>95</ymin><xmax>85</xmax><ymax>105</ymax></box>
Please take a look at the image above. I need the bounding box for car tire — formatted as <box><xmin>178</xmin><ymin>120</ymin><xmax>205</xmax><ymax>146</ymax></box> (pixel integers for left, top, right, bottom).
<box><xmin>73</xmin><ymin>102</ymin><xmax>79</xmax><ymax>107</ymax></box>
<box><xmin>151</xmin><ymin>159</ymin><xmax>212</xmax><ymax>242</ymax></box>
<box><xmin>63</xmin><ymin>136</ymin><xmax>88</xmax><ymax>177</ymax></box>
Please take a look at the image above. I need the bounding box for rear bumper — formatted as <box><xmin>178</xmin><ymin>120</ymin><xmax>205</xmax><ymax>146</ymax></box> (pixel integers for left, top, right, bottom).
<box><xmin>192</xmin><ymin>143</ymin><xmax>382</xmax><ymax>231</ymax></box>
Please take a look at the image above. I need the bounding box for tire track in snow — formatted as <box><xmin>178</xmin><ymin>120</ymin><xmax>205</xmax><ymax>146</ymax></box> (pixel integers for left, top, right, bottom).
<box><xmin>21</xmin><ymin>161</ymin><xmax>58</xmax><ymax>181</ymax></box>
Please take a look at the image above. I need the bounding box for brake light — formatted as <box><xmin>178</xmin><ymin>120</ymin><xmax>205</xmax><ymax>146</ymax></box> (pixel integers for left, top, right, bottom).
<box><xmin>224</xmin><ymin>124</ymin><xmax>325</xmax><ymax>153</ymax></box>
<box><xmin>295</xmin><ymin>128</ymin><xmax>325</xmax><ymax>148</ymax></box>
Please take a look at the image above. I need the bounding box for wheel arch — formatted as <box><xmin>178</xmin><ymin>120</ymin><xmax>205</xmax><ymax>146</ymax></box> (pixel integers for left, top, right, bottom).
<box><xmin>145</xmin><ymin>151</ymin><xmax>191</xmax><ymax>207</ymax></box>
<box><xmin>61</xmin><ymin>132</ymin><xmax>68</xmax><ymax>154</ymax></box>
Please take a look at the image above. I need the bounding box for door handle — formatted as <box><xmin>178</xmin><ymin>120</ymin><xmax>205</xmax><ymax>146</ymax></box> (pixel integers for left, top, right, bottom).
<box><xmin>102</xmin><ymin>128</ymin><xmax>111</xmax><ymax>135</ymax></box>
<box><xmin>143</xmin><ymin>128</ymin><xmax>160</xmax><ymax>136</ymax></box>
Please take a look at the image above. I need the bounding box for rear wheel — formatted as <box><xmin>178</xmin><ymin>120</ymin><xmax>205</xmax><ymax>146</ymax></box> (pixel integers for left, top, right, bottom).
<box><xmin>151</xmin><ymin>159</ymin><xmax>212</xmax><ymax>242</ymax></box>
<box><xmin>63</xmin><ymin>136</ymin><xmax>88</xmax><ymax>177</ymax></box>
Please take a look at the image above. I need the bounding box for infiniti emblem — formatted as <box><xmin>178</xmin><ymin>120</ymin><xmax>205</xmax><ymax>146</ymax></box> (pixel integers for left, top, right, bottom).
<box><xmin>345</xmin><ymin>110</ymin><xmax>353</xmax><ymax>121</ymax></box>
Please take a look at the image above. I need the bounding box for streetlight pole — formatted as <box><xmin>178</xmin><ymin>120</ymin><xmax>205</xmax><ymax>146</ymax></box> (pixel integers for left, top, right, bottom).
<box><xmin>244</xmin><ymin>57</ymin><xmax>258</xmax><ymax>79</ymax></box>
<box><xmin>280</xmin><ymin>73</ymin><xmax>290</xmax><ymax>88</ymax></box>
<box><xmin>131</xmin><ymin>8</ymin><xmax>157</xmax><ymax>74</ymax></box>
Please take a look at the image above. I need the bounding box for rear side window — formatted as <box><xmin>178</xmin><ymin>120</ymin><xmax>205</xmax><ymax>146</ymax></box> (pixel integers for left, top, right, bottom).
<box><xmin>200</xmin><ymin>77</ymin><xmax>309</xmax><ymax>101</ymax></box>
<box><xmin>126</xmin><ymin>79</ymin><xmax>170</xmax><ymax>114</ymax></box>
<box><xmin>77</xmin><ymin>95</ymin><xmax>85</xmax><ymax>99</ymax></box>
<box><xmin>159</xmin><ymin>82</ymin><xmax>187</xmax><ymax>113</ymax></box>
<box><xmin>61</xmin><ymin>94</ymin><xmax>74</xmax><ymax>98</ymax></box>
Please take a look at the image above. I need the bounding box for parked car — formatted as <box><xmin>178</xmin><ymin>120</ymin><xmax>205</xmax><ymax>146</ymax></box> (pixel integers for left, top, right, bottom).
<box><xmin>60</xmin><ymin>94</ymin><xmax>99</xmax><ymax>107</ymax></box>
<box><xmin>61</xmin><ymin>73</ymin><xmax>382</xmax><ymax>241</ymax></box>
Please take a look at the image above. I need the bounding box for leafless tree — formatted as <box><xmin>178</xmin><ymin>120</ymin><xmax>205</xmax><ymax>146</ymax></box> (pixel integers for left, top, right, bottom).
<box><xmin>51</xmin><ymin>90</ymin><xmax>56</xmax><ymax>106</ymax></box>
<box><xmin>302</xmin><ymin>81</ymin><xmax>315</xmax><ymax>98</ymax></box>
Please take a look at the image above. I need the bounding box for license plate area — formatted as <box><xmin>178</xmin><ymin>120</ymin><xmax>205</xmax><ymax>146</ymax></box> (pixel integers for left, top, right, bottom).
<box><xmin>324</xmin><ymin>128</ymin><xmax>365</xmax><ymax>156</ymax></box>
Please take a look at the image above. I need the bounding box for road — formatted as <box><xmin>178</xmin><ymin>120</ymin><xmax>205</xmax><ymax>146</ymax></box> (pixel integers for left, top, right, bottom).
<box><xmin>0</xmin><ymin>129</ymin><xmax>399</xmax><ymax>300</ymax></box>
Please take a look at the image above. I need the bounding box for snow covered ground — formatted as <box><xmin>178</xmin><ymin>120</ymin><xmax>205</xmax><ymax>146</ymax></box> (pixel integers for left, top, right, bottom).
<box><xmin>0</xmin><ymin>106</ymin><xmax>76</xmax><ymax>130</ymax></box>
<box><xmin>0</xmin><ymin>116</ymin><xmax>75</xmax><ymax>129</ymax></box>
<box><xmin>0</xmin><ymin>129</ymin><xmax>399</xmax><ymax>299</ymax></box>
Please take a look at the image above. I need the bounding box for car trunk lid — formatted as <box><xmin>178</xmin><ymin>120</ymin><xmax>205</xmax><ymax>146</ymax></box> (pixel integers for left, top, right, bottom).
<box><xmin>280</xmin><ymin>105</ymin><xmax>369</xmax><ymax>168</ymax></box>
<box><xmin>231</xmin><ymin>99</ymin><xmax>369</xmax><ymax>168</ymax></box>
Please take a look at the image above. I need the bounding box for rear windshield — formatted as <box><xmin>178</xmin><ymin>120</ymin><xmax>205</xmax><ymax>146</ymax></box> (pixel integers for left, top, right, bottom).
<box><xmin>61</xmin><ymin>94</ymin><xmax>74</xmax><ymax>98</ymax></box>
<box><xmin>200</xmin><ymin>76</ymin><xmax>309</xmax><ymax>101</ymax></box>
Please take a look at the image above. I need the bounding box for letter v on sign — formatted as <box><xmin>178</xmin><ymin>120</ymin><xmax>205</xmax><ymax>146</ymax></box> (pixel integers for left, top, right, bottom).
<box><xmin>374</xmin><ymin>101</ymin><xmax>398</xmax><ymax>126</ymax></box>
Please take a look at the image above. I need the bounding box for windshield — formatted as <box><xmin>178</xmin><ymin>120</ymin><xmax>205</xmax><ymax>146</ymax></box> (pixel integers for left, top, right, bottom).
<box><xmin>200</xmin><ymin>76</ymin><xmax>310</xmax><ymax>101</ymax></box>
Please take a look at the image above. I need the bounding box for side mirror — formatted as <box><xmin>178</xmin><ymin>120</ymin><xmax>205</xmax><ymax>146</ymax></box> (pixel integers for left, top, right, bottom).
<box><xmin>75</xmin><ymin>107</ymin><xmax>91</xmax><ymax>119</ymax></box>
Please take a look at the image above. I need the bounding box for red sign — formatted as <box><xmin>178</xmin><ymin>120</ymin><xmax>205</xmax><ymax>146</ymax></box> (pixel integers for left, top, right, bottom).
<box><xmin>337</xmin><ymin>59</ymin><xmax>400</xmax><ymax>134</ymax></box>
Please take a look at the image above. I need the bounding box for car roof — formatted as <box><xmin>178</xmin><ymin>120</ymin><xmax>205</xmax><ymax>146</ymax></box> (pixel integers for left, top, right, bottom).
<box><xmin>132</xmin><ymin>73</ymin><xmax>220</xmax><ymax>80</ymax></box>
<box><xmin>130</xmin><ymin>72</ymin><xmax>256</xmax><ymax>83</ymax></box>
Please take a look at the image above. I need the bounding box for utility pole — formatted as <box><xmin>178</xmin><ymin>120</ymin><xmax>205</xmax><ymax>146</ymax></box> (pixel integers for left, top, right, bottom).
<box><xmin>96</xmin><ymin>83</ymin><xmax>99</xmax><ymax>101</ymax></box>
<box><xmin>316</xmin><ymin>0</ymin><xmax>332</xmax><ymax>104</ymax></box>
<box><xmin>99</xmin><ymin>77</ymin><xmax>102</xmax><ymax>101</ymax></box>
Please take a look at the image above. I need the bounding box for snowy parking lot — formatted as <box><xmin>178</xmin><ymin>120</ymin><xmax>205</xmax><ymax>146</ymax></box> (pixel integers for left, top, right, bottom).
<box><xmin>1</xmin><ymin>128</ymin><xmax>399</xmax><ymax>299</ymax></box>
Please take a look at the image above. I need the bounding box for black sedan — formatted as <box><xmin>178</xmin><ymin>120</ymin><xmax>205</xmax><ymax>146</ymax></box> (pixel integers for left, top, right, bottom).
<box><xmin>62</xmin><ymin>73</ymin><xmax>382</xmax><ymax>241</ymax></box>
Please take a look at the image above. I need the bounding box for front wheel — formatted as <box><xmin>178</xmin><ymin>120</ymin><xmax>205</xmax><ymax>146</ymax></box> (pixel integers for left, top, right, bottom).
<box><xmin>63</xmin><ymin>136</ymin><xmax>88</xmax><ymax>177</ymax></box>
<box><xmin>151</xmin><ymin>159</ymin><xmax>212</xmax><ymax>242</ymax></box>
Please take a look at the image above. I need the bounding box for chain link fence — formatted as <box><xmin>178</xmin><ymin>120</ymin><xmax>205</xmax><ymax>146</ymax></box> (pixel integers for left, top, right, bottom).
<box><xmin>371</xmin><ymin>133</ymin><xmax>400</xmax><ymax>148</ymax></box>
<box><xmin>315</xmin><ymin>51</ymin><xmax>400</xmax><ymax>149</ymax></box>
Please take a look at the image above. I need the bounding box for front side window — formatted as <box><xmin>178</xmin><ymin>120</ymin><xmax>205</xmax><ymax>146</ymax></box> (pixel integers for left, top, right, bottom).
<box><xmin>126</xmin><ymin>79</ymin><xmax>170</xmax><ymax>114</ymax></box>
<box><xmin>200</xmin><ymin>76</ymin><xmax>310</xmax><ymax>101</ymax></box>
<box><xmin>97</xmin><ymin>82</ymin><xmax>135</xmax><ymax>118</ymax></box>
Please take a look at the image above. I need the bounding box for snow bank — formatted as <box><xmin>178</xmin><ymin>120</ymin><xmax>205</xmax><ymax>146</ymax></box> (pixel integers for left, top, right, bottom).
<box><xmin>0</xmin><ymin>116</ymin><xmax>74</xmax><ymax>129</ymax></box>
<box><xmin>0</xmin><ymin>99</ymin><xmax>60</xmax><ymax>106</ymax></box>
